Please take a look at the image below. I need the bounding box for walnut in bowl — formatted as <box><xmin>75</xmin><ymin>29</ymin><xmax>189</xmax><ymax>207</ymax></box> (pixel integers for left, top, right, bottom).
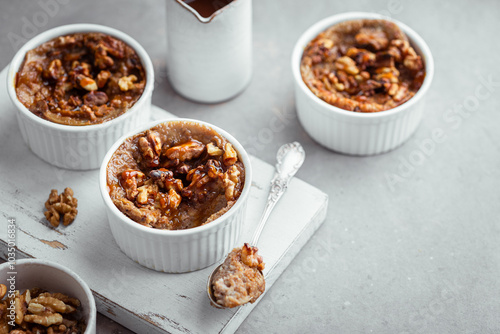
<box><xmin>0</xmin><ymin>259</ymin><xmax>96</xmax><ymax>334</ymax></box>
<box><xmin>100</xmin><ymin>119</ymin><xmax>253</xmax><ymax>273</ymax></box>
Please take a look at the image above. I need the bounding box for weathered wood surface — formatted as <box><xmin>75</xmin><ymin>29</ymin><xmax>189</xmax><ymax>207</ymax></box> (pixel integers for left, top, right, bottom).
<box><xmin>0</xmin><ymin>67</ymin><xmax>328</xmax><ymax>334</ymax></box>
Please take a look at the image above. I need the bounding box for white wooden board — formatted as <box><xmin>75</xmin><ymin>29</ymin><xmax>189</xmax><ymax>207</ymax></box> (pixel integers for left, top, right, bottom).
<box><xmin>0</xmin><ymin>67</ymin><xmax>328</xmax><ymax>334</ymax></box>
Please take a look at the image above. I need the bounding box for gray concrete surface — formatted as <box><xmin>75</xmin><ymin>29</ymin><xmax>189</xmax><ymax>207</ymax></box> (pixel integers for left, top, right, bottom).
<box><xmin>1</xmin><ymin>0</ymin><xmax>499</xmax><ymax>333</ymax></box>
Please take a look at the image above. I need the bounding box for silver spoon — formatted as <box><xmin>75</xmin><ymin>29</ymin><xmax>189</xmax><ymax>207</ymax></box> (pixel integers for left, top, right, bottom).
<box><xmin>207</xmin><ymin>142</ymin><xmax>306</xmax><ymax>308</ymax></box>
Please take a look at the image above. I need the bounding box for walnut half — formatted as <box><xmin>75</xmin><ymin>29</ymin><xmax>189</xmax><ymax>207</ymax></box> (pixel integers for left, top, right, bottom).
<box><xmin>44</xmin><ymin>188</ymin><xmax>78</xmax><ymax>228</ymax></box>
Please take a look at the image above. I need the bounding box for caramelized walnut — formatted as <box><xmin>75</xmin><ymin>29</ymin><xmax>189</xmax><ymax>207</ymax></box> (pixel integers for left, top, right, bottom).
<box><xmin>138</xmin><ymin>131</ymin><xmax>162</xmax><ymax>168</ymax></box>
<box><xmin>120</xmin><ymin>170</ymin><xmax>145</xmax><ymax>200</ymax></box>
<box><xmin>149</xmin><ymin>169</ymin><xmax>183</xmax><ymax>192</ymax></box>
<box><xmin>222</xmin><ymin>143</ymin><xmax>237</xmax><ymax>166</ymax></box>
<box><xmin>165</xmin><ymin>140</ymin><xmax>205</xmax><ymax>162</ymax></box>
<box><xmin>241</xmin><ymin>243</ymin><xmax>265</xmax><ymax>271</ymax></box>
<box><xmin>222</xmin><ymin>165</ymin><xmax>241</xmax><ymax>201</ymax></box>
<box><xmin>206</xmin><ymin>142</ymin><xmax>223</xmax><ymax>156</ymax></box>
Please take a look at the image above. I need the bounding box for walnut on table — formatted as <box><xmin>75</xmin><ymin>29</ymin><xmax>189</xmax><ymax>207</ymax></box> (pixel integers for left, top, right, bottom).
<box><xmin>44</xmin><ymin>188</ymin><xmax>78</xmax><ymax>228</ymax></box>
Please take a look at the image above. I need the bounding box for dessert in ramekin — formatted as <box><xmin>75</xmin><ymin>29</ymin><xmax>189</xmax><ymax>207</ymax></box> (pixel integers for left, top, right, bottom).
<box><xmin>292</xmin><ymin>12</ymin><xmax>434</xmax><ymax>155</ymax></box>
<box><xmin>7</xmin><ymin>24</ymin><xmax>154</xmax><ymax>170</ymax></box>
<box><xmin>0</xmin><ymin>259</ymin><xmax>96</xmax><ymax>334</ymax></box>
<box><xmin>99</xmin><ymin>119</ymin><xmax>252</xmax><ymax>273</ymax></box>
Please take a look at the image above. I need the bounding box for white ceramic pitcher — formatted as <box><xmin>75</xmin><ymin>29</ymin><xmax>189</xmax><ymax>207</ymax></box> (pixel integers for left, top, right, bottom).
<box><xmin>166</xmin><ymin>0</ymin><xmax>252</xmax><ymax>103</ymax></box>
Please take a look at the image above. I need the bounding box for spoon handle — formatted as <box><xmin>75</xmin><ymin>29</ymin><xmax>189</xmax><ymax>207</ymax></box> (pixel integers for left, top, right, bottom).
<box><xmin>251</xmin><ymin>142</ymin><xmax>306</xmax><ymax>246</ymax></box>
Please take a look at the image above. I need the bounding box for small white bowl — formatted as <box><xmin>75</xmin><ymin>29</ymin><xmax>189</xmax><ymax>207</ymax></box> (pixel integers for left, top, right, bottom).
<box><xmin>291</xmin><ymin>12</ymin><xmax>434</xmax><ymax>155</ymax></box>
<box><xmin>0</xmin><ymin>259</ymin><xmax>96</xmax><ymax>333</ymax></box>
<box><xmin>99</xmin><ymin>119</ymin><xmax>252</xmax><ymax>273</ymax></box>
<box><xmin>7</xmin><ymin>24</ymin><xmax>154</xmax><ymax>170</ymax></box>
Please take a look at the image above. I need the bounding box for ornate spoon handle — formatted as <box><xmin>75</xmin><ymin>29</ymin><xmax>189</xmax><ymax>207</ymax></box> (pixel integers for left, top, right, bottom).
<box><xmin>250</xmin><ymin>142</ymin><xmax>306</xmax><ymax>246</ymax></box>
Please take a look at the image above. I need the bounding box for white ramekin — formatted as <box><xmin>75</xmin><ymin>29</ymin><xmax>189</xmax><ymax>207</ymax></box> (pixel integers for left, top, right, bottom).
<box><xmin>99</xmin><ymin>119</ymin><xmax>252</xmax><ymax>273</ymax></box>
<box><xmin>292</xmin><ymin>12</ymin><xmax>434</xmax><ymax>155</ymax></box>
<box><xmin>7</xmin><ymin>24</ymin><xmax>154</xmax><ymax>170</ymax></box>
<box><xmin>0</xmin><ymin>259</ymin><xmax>96</xmax><ymax>334</ymax></box>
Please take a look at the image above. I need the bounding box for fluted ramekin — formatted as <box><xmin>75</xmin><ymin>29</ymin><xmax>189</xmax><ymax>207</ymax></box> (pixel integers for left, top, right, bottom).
<box><xmin>0</xmin><ymin>259</ymin><xmax>96</xmax><ymax>334</ymax></box>
<box><xmin>292</xmin><ymin>12</ymin><xmax>434</xmax><ymax>155</ymax></box>
<box><xmin>7</xmin><ymin>24</ymin><xmax>154</xmax><ymax>170</ymax></box>
<box><xmin>99</xmin><ymin>119</ymin><xmax>252</xmax><ymax>273</ymax></box>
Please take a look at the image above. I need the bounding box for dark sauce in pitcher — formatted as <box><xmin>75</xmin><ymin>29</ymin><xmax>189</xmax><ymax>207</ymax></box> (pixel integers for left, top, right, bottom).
<box><xmin>182</xmin><ymin>0</ymin><xmax>234</xmax><ymax>18</ymax></box>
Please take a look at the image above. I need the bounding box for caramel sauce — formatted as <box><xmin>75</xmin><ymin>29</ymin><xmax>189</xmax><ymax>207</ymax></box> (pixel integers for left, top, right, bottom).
<box><xmin>182</xmin><ymin>0</ymin><xmax>233</xmax><ymax>18</ymax></box>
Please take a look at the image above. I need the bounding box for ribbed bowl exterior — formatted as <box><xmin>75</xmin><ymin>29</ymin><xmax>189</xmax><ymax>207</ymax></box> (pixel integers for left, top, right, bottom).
<box><xmin>295</xmin><ymin>85</ymin><xmax>424</xmax><ymax>155</ymax></box>
<box><xmin>292</xmin><ymin>12</ymin><xmax>434</xmax><ymax>156</ymax></box>
<box><xmin>14</xmin><ymin>96</ymin><xmax>152</xmax><ymax>170</ymax></box>
<box><xmin>105</xmin><ymin>199</ymin><xmax>244</xmax><ymax>273</ymax></box>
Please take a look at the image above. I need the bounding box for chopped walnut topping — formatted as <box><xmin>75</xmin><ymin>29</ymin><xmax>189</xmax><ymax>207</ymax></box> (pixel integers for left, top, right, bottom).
<box><xmin>138</xmin><ymin>131</ymin><xmax>162</xmax><ymax>167</ymax></box>
<box><xmin>44</xmin><ymin>188</ymin><xmax>78</xmax><ymax>228</ymax></box>
<box><xmin>223</xmin><ymin>143</ymin><xmax>238</xmax><ymax>166</ymax></box>
<box><xmin>118</xmin><ymin>75</ymin><xmax>137</xmax><ymax>92</ymax></box>
<box><xmin>107</xmin><ymin>121</ymin><xmax>246</xmax><ymax>230</ymax></box>
<box><xmin>15</xmin><ymin>32</ymin><xmax>146</xmax><ymax>126</ymax></box>
<box><xmin>222</xmin><ymin>165</ymin><xmax>241</xmax><ymax>201</ymax></box>
<box><xmin>120</xmin><ymin>170</ymin><xmax>145</xmax><ymax>201</ymax></box>
<box><xmin>96</xmin><ymin>70</ymin><xmax>111</xmax><ymax>88</ymax></box>
<box><xmin>136</xmin><ymin>186</ymin><xmax>149</xmax><ymax>205</ymax></box>
<box><xmin>335</xmin><ymin>56</ymin><xmax>359</xmax><ymax>75</ymax></box>
<box><xmin>167</xmin><ymin>189</ymin><xmax>181</xmax><ymax>209</ymax></box>
<box><xmin>207</xmin><ymin>142</ymin><xmax>223</xmax><ymax>156</ymax></box>
<box><xmin>43</xmin><ymin>59</ymin><xmax>65</xmax><ymax>80</ymax></box>
<box><xmin>165</xmin><ymin>140</ymin><xmax>205</xmax><ymax>161</ymax></box>
<box><xmin>300</xmin><ymin>19</ymin><xmax>425</xmax><ymax>112</ymax></box>
<box><xmin>78</xmin><ymin>76</ymin><xmax>98</xmax><ymax>91</ymax></box>
<box><xmin>318</xmin><ymin>38</ymin><xmax>334</xmax><ymax>49</ymax></box>
<box><xmin>94</xmin><ymin>44</ymin><xmax>114</xmax><ymax>69</ymax></box>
